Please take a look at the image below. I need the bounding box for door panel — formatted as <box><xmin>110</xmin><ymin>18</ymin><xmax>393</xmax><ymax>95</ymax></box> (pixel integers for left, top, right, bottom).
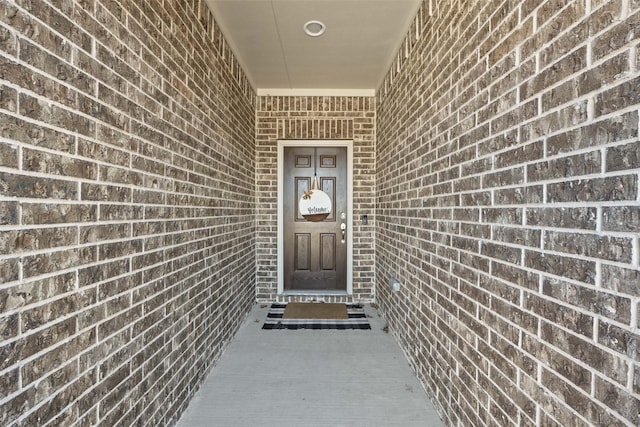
<box><xmin>294</xmin><ymin>177</ymin><xmax>311</xmax><ymax>222</ymax></box>
<box><xmin>320</xmin><ymin>233</ymin><xmax>336</xmax><ymax>271</ymax></box>
<box><xmin>284</xmin><ymin>146</ymin><xmax>347</xmax><ymax>291</ymax></box>
<box><xmin>295</xmin><ymin>155</ymin><xmax>311</xmax><ymax>168</ymax></box>
<box><xmin>294</xmin><ymin>233</ymin><xmax>311</xmax><ymax>271</ymax></box>
<box><xmin>319</xmin><ymin>177</ymin><xmax>336</xmax><ymax>222</ymax></box>
<box><xmin>320</xmin><ymin>154</ymin><xmax>336</xmax><ymax>168</ymax></box>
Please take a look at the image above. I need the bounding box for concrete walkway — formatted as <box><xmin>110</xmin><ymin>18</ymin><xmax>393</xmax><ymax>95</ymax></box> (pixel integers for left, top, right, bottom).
<box><xmin>176</xmin><ymin>303</ymin><xmax>444</xmax><ymax>427</ymax></box>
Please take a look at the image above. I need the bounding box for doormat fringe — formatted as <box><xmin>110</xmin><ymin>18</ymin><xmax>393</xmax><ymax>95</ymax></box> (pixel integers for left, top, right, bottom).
<box><xmin>262</xmin><ymin>303</ymin><xmax>371</xmax><ymax>330</ymax></box>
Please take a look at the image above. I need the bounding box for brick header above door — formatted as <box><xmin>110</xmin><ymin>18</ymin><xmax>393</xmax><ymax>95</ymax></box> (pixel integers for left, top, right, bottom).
<box><xmin>278</xmin><ymin>119</ymin><xmax>354</xmax><ymax>140</ymax></box>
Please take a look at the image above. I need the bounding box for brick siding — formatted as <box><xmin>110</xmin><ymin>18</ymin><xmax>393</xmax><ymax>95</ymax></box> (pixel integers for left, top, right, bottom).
<box><xmin>0</xmin><ymin>0</ymin><xmax>255</xmax><ymax>425</ymax></box>
<box><xmin>376</xmin><ymin>0</ymin><xmax>640</xmax><ymax>425</ymax></box>
<box><xmin>255</xmin><ymin>95</ymin><xmax>376</xmax><ymax>303</ymax></box>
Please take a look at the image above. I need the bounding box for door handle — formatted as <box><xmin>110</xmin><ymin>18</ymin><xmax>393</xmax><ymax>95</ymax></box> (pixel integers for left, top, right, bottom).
<box><xmin>340</xmin><ymin>222</ymin><xmax>346</xmax><ymax>243</ymax></box>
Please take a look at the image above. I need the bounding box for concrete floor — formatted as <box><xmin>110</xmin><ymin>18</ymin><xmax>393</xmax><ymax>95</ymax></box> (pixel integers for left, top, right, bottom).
<box><xmin>176</xmin><ymin>303</ymin><xmax>444</xmax><ymax>427</ymax></box>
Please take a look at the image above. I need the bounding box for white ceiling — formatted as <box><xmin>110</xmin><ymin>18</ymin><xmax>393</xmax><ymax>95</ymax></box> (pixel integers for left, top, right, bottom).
<box><xmin>204</xmin><ymin>0</ymin><xmax>422</xmax><ymax>95</ymax></box>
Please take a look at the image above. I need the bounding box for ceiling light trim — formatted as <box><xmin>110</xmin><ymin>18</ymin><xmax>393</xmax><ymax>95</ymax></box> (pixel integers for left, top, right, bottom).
<box><xmin>257</xmin><ymin>88</ymin><xmax>375</xmax><ymax>97</ymax></box>
<box><xmin>303</xmin><ymin>20</ymin><xmax>326</xmax><ymax>37</ymax></box>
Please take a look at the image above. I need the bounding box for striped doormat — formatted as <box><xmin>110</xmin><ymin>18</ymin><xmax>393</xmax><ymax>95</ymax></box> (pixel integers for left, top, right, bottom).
<box><xmin>262</xmin><ymin>303</ymin><xmax>371</xmax><ymax>330</ymax></box>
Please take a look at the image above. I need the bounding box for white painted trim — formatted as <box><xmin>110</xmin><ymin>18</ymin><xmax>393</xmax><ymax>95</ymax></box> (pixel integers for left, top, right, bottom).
<box><xmin>277</xmin><ymin>140</ymin><xmax>354</xmax><ymax>296</ymax></box>
<box><xmin>258</xmin><ymin>88</ymin><xmax>375</xmax><ymax>97</ymax></box>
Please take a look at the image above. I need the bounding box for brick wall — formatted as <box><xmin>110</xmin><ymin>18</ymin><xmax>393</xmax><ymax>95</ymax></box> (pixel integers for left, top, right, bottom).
<box><xmin>0</xmin><ymin>0</ymin><xmax>255</xmax><ymax>425</ymax></box>
<box><xmin>255</xmin><ymin>96</ymin><xmax>376</xmax><ymax>302</ymax></box>
<box><xmin>376</xmin><ymin>0</ymin><xmax>640</xmax><ymax>426</ymax></box>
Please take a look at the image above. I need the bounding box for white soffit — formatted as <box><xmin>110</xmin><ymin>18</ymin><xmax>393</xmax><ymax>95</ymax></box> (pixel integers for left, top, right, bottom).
<box><xmin>204</xmin><ymin>0</ymin><xmax>422</xmax><ymax>94</ymax></box>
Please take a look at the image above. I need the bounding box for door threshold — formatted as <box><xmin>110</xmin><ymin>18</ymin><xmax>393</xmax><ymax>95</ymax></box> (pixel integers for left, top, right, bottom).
<box><xmin>281</xmin><ymin>290</ymin><xmax>349</xmax><ymax>296</ymax></box>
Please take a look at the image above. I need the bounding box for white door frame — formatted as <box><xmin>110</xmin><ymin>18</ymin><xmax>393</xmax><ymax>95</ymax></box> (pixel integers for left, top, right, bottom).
<box><xmin>277</xmin><ymin>140</ymin><xmax>354</xmax><ymax>295</ymax></box>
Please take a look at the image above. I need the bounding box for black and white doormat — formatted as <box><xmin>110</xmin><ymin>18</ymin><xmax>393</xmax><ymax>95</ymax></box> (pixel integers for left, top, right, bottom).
<box><xmin>262</xmin><ymin>303</ymin><xmax>371</xmax><ymax>330</ymax></box>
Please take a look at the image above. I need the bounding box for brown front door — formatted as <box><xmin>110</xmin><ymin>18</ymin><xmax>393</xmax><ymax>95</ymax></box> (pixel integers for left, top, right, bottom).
<box><xmin>283</xmin><ymin>146</ymin><xmax>348</xmax><ymax>291</ymax></box>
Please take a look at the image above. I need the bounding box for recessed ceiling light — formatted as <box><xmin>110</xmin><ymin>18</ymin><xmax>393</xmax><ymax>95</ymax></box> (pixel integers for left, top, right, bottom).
<box><xmin>303</xmin><ymin>20</ymin><xmax>326</xmax><ymax>37</ymax></box>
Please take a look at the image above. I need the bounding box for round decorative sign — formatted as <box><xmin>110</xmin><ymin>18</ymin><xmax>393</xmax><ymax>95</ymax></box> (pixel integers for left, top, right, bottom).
<box><xmin>299</xmin><ymin>177</ymin><xmax>331</xmax><ymax>222</ymax></box>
